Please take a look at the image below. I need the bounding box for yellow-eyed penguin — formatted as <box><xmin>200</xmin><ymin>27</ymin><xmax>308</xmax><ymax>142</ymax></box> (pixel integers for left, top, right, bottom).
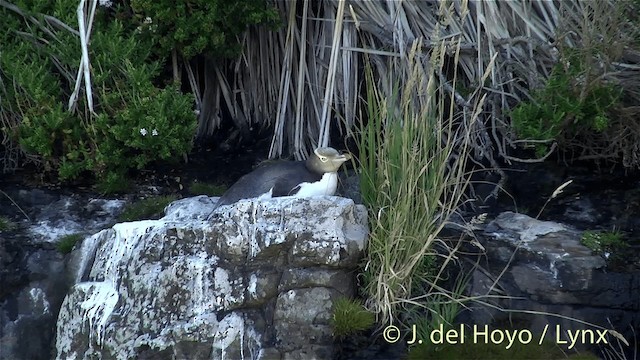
<box><xmin>211</xmin><ymin>147</ymin><xmax>351</xmax><ymax>211</ymax></box>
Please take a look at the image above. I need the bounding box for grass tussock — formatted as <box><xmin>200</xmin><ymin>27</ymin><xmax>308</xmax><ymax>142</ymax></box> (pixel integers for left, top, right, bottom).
<box><xmin>118</xmin><ymin>195</ymin><xmax>178</xmax><ymax>222</ymax></box>
<box><xmin>331</xmin><ymin>297</ymin><xmax>375</xmax><ymax>338</ymax></box>
<box><xmin>358</xmin><ymin>37</ymin><xmax>487</xmax><ymax>324</ymax></box>
<box><xmin>188</xmin><ymin>181</ymin><xmax>227</xmax><ymax>197</ymax></box>
<box><xmin>56</xmin><ymin>233</ymin><xmax>84</xmax><ymax>254</ymax></box>
<box><xmin>0</xmin><ymin>216</ymin><xmax>17</xmax><ymax>231</ymax></box>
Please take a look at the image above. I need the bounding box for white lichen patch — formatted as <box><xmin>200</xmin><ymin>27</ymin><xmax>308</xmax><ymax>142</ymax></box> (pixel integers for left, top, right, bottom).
<box><xmin>211</xmin><ymin>312</ymin><xmax>262</xmax><ymax>360</ymax></box>
<box><xmin>28</xmin><ymin>198</ymin><xmax>126</xmax><ymax>244</ymax></box>
<box><xmin>248</xmin><ymin>274</ymin><xmax>258</xmax><ymax>299</ymax></box>
<box><xmin>30</xmin><ymin>220</ymin><xmax>81</xmax><ymax>243</ymax></box>
<box><xmin>100</xmin><ymin>220</ymin><xmax>159</xmax><ymax>281</ymax></box>
<box><xmin>212</xmin><ymin>313</ymin><xmax>244</xmax><ymax>350</ymax></box>
<box><xmin>293</xmin><ymin>239</ymin><xmax>342</xmax><ymax>264</ymax></box>
<box><xmin>163</xmin><ymin>195</ymin><xmax>217</xmax><ymax>221</ymax></box>
<box><xmin>29</xmin><ymin>287</ymin><xmax>50</xmax><ymax>314</ymax></box>
<box><xmin>77</xmin><ymin>282</ymin><xmax>119</xmax><ymax>346</ymax></box>
<box><xmin>76</xmin><ymin>230</ymin><xmax>109</xmax><ymax>283</ymax></box>
<box><xmin>213</xmin><ymin>267</ymin><xmax>243</xmax><ymax>308</ymax></box>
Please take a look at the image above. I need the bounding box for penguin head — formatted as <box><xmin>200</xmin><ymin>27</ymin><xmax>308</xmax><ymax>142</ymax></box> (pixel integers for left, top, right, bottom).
<box><xmin>306</xmin><ymin>147</ymin><xmax>352</xmax><ymax>174</ymax></box>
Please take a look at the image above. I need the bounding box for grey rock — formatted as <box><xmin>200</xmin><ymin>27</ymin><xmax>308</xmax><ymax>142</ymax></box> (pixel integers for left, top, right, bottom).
<box><xmin>464</xmin><ymin>211</ymin><xmax>639</xmax><ymax>349</ymax></box>
<box><xmin>56</xmin><ymin>196</ymin><xmax>367</xmax><ymax>359</ymax></box>
<box><xmin>0</xmin><ymin>188</ymin><xmax>138</xmax><ymax>360</ymax></box>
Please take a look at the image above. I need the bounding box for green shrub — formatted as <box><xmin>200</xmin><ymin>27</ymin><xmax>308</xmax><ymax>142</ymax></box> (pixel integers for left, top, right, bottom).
<box><xmin>511</xmin><ymin>52</ymin><xmax>622</xmax><ymax>158</ymax></box>
<box><xmin>130</xmin><ymin>0</ymin><xmax>280</xmax><ymax>59</ymax></box>
<box><xmin>1</xmin><ymin>3</ymin><xmax>196</xmax><ymax>192</ymax></box>
<box><xmin>331</xmin><ymin>297</ymin><xmax>375</xmax><ymax>338</ymax></box>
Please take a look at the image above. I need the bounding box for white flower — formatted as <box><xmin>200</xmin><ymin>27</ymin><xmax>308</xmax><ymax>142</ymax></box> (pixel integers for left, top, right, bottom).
<box><xmin>99</xmin><ymin>0</ymin><xmax>113</xmax><ymax>7</ymax></box>
<box><xmin>140</xmin><ymin>128</ymin><xmax>148</xmax><ymax>136</ymax></box>
<box><xmin>152</xmin><ymin>129</ymin><xmax>158</xmax><ymax>136</ymax></box>
<box><xmin>144</xmin><ymin>17</ymin><xmax>153</xmax><ymax>25</ymax></box>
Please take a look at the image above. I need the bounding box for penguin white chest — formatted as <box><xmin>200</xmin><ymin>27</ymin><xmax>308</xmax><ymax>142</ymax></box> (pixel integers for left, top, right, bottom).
<box><xmin>293</xmin><ymin>172</ymin><xmax>338</xmax><ymax>197</ymax></box>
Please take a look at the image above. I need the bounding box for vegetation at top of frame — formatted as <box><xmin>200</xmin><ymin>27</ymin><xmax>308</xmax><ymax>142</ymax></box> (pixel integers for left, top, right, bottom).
<box><xmin>510</xmin><ymin>49</ymin><xmax>622</xmax><ymax>158</ymax></box>
<box><xmin>0</xmin><ymin>0</ymin><xmax>282</xmax><ymax>191</ymax></box>
<box><xmin>510</xmin><ymin>0</ymin><xmax>640</xmax><ymax>163</ymax></box>
<box><xmin>118</xmin><ymin>194</ymin><xmax>178</xmax><ymax>222</ymax></box>
<box><xmin>130</xmin><ymin>0</ymin><xmax>280</xmax><ymax>59</ymax></box>
<box><xmin>331</xmin><ymin>297</ymin><xmax>375</xmax><ymax>338</ymax></box>
<box><xmin>0</xmin><ymin>1</ymin><xmax>197</xmax><ymax>192</ymax></box>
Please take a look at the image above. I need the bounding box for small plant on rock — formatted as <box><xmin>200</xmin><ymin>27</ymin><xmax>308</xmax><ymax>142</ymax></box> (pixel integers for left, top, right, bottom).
<box><xmin>189</xmin><ymin>181</ymin><xmax>227</xmax><ymax>197</ymax></box>
<box><xmin>0</xmin><ymin>216</ymin><xmax>17</xmax><ymax>231</ymax></box>
<box><xmin>331</xmin><ymin>297</ymin><xmax>375</xmax><ymax>338</ymax></box>
<box><xmin>118</xmin><ymin>195</ymin><xmax>178</xmax><ymax>222</ymax></box>
<box><xmin>56</xmin><ymin>233</ymin><xmax>84</xmax><ymax>254</ymax></box>
<box><xmin>580</xmin><ymin>229</ymin><xmax>627</xmax><ymax>254</ymax></box>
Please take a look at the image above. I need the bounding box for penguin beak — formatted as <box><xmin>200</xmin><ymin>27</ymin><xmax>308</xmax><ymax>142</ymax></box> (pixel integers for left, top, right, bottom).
<box><xmin>338</xmin><ymin>152</ymin><xmax>352</xmax><ymax>161</ymax></box>
<box><xmin>328</xmin><ymin>152</ymin><xmax>351</xmax><ymax>171</ymax></box>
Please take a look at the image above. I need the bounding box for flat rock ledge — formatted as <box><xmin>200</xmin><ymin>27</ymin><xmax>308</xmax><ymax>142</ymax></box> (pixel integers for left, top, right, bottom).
<box><xmin>467</xmin><ymin>211</ymin><xmax>639</xmax><ymax>347</ymax></box>
<box><xmin>55</xmin><ymin>196</ymin><xmax>368</xmax><ymax>360</ymax></box>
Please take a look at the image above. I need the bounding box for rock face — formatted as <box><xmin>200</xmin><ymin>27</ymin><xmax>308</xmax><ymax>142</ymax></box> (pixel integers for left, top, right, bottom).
<box><xmin>0</xmin><ymin>237</ymin><xmax>66</xmax><ymax>360</ymax></box>
<box><xmin>466</xmin><ymin>211</ymin><xmax>639</xmax><ymax>349</ymax></box>
<box><xmin>55</xmin><ymin>195</ymin><xmax>368</xmax><ymax>359</ymax></box>
<box><xmin>0</xmin><ymin>187</ymin><xmax>126</xmax><ymax>360</ymax></box>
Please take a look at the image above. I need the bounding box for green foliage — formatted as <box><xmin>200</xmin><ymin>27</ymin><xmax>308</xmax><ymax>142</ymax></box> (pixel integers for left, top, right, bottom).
<box><xmin>511</xmin><ymin>52</ymin><xmax>622</xmax><ymax>158</ymax></box>
<box><xmin>0</xmin><ymin>216</ymin><xmax>17</xmax><ymax>232</ymax></box>
<box><xmin>130</xmin><ymin>0</ymin><xmax>280</xmax><ymax>59</ymax></box>
<box><xmin>56</xmin><ymin>233</ymin><xmax>84</xmax><ymax>254</ymax></box>
<box><xmin>1</xmin><ymin>3</ymin><xmax>197</xmax><ymax>190</ymax></box>
<box><xmin>118</xmin><ymin>195</ymin><xmax>178</xmax><ymax>222</ymax></box>
<box><xmin>404</xmin><ymin>271</ymin><xmax>468</xmax><ymax>355</ymax></box>
<box><xmin>189</xmin><ymin>181</ymin><xmax>227</xmax><ymax>196</ymax></box>
<box><xmin>331</xmin><ymin>297</ymin><xmax>375</xmax><ymax>338</ymax></box>
<box><xmin>407</xmin><ymin>333</ymin><xmax>600</xmax><ymax>360</ymax></box>
<box><xmin>580</xmin><ymin>230</ymin><xmax>627</xmax><ymax>254</ymax></box>
<box><xmin>96</xmin><ymin>170</ymin><xmax>131</xmax><ymax>194</ymax></box>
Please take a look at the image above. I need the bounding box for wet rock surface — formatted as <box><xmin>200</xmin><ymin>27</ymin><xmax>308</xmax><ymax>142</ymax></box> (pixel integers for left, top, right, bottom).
<box><xmin>0</xmin><ymin>186</ymin><xmax>127</xmax><ymax>360</ymax></box>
